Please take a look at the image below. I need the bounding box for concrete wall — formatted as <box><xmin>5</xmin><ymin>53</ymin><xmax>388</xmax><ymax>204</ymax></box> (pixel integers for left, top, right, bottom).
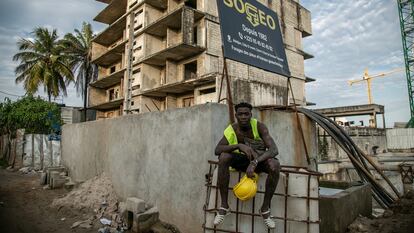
<box><xmin>319</xmin><ymin>127</ymin><xmax>387</xmax><ymax>161</ymax></box>
<box><xmin>387</xmin><ymin>128</ymin><xmax>414</xmax><ymax>152</ymax></box>
<box><xmin>62</xmin><ymin>103</ymin><xmax>318</xmax><ymax>233</ymax></box>
<box><xmin>319</xmin><ymin>184</ymin><xmax>372</xmax><ymax>233</ymax></box>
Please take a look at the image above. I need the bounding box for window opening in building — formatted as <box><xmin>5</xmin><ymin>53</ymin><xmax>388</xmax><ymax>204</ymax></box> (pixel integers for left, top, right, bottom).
<box><xmin>133</xmin><ymin>68</ymin><xmax>141</xmax><ymax>75</ymax></box>
<box><xmin>193</xmin><ymin>26</ymin><xmax>198</xmax><ymax>45</ymax></box>
<box><xmin>183</xmin><ymin>97</ymin><xmax>194</xmax><ymax>107</ymax></box>
<box><xmin>110</xmin><ymin>66</ymin><xmax>116</xmax><ymax>74</ymax></box>
<box><xmin>109</xmin><ymin>89</ymin><xmax>115</xmax><ymax>101</ymax></box>
<box><xmin>134</xmin><ymin>24</ymin><xmax>143</xmax><ymax>32</ymax></box>
<box><xmin>135</xmin><ymin>9</ymin><xmax>143</xmax><ymax>16</ymax></box>
<box><xmin>200</xmin><ymin>87</ymin><xmax>216</xmax><ymax>95</ymax></box>
<box><xmin>184</xmin><ymin>61</ymin><xmax>197</xmax><ymax>80</ymax></box>
<box><xmin>109</xmin><ymin>88</ymin><xmax>119</xmax><ymax>101</ymax></box>
<box><xmin>185</xmin><ymin>0</ymin><xmax>197</xmax><ymax>9</ymax></box>
<box><xmin>131</xmin><ymin>101</ymin><xmax>134</xmax><ymax>106</ymax></box>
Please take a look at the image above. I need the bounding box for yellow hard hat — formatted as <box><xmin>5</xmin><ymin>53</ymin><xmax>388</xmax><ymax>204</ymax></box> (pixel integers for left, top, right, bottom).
<box><xmin>233</xmin><ymin>173</ymin><xmax>259</xmax><ymax>201</ymax></box>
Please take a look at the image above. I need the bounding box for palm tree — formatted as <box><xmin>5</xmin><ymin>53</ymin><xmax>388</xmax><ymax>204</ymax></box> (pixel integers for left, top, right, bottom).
<box><xmin>13</xmin><ymin>27</ymin><xmax>73</xmax><ymax>102</ymax></box>
<box><xmin>61</xmin><ymin>22</ymin><xmax>98</xmax><ymax>121</ymax></box>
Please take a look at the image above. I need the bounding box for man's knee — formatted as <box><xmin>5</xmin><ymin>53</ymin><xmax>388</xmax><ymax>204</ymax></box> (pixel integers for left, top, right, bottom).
<box><xmin>266</xmin><ymin>158</ymin><xmax>280</xmax><ymax>174</ymax></box>
<box><xmin>218</xmin><ymin>153</ymin><xmax>233</xmax><ymax>166</ymax></box>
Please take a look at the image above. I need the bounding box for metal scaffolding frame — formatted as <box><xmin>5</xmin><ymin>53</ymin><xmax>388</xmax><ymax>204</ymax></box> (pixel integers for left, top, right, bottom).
<box><xmin>397</xmin><ymin>0</ymin><xmax>414</xmax><ymax>127</ymax></box>
<box><xmin>203</xmin><ymin>160</ymin><xmax>322</xmax><ymax>233</ymax></box>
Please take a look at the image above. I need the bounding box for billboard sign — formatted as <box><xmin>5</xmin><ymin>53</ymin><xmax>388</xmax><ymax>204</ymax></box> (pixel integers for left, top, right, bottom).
<box><xmin>216</xmin><ymin>0</ymin><xmax>290</xmax><ymax>76</ymax></box>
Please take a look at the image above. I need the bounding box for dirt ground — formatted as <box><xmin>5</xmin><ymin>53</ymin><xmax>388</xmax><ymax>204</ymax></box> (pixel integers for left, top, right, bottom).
<box><xmin>0</xmin><ymin>168</ymin><xmax>100</xmax><ymax>233</ymax></box>
<box><xmin>347</xmin><ymin>191</ymin><xmax>414</xmax><ymax>233</ymax></box>
<box><xmin>2</xmin><ymin>166</ymin><xmax>414</xmax><ymax>233</ymax></box>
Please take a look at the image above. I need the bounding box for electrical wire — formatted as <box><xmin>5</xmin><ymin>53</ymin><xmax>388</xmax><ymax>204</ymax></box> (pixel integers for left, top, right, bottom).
<box><xmin>0</xmin><ymin>90</ymin><xmax>23</xmax><ymax>97</ymax></box>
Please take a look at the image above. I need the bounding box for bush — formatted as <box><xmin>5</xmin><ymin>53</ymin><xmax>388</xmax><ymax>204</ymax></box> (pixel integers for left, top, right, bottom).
<box><xmin>0</xmin><ymin>96</ymin><xmax>61</xmax><ymax>136</ymax></box>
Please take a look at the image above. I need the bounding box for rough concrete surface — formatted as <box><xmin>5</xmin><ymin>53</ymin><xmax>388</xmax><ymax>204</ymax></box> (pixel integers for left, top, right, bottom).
<box><xmin>319</xmin><ymin>184</ymin><xmax>372</xmax><ymax>233</ymax></box>
<box><xmin>62</xmin><ymin>103</ymin><xmax>318</xmax><ymax>233</ymax></box>
<box><xmin>347</xmin><ymin>191</ymin><xmax>414</xmax><ymax>233</ymax></box>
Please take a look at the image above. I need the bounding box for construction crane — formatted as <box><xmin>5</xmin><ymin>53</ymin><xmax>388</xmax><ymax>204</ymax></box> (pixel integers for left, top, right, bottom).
<box><xmin>397</xmin><ymin>0</ymin><xmax>414</xmax><ymax>127</ymax></box>
<box><xmin>348</xmin><ymin>68</ymin><xmax>403</xmax><ymax>104</ymax></box>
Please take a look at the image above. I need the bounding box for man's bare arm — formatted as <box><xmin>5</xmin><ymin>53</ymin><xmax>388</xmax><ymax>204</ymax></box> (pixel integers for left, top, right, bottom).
<box><xmin>214</xmin><ymin>136</ymin><xmax>239</xmax><ymax>155</ymax></box>
<box><xmin>215</xmin><ymin>136</ymin><xmax>256</xmax><ymax>158</ymax></box>
<box><xmin>255</xmin><ymin>122</ymin><xmax>278</xmax><ymax>163</ymax></box>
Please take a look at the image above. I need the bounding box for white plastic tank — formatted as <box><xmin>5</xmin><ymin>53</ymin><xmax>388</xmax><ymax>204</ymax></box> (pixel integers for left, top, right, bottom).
<box><xmin>204</xmin><ymin>166</ymin><xmax>320</xmax><ymax>233</ymax></box>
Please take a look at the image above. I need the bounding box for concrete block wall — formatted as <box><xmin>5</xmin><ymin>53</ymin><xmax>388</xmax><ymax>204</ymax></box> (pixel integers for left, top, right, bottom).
<box><xmin>62</xmin><ymin>103</ymin><xmax>318</xmax><ymax>232</ymax></box>
<box><xmin>319</xmin><ymin>128</ymin><xmax>387</xmax><ymax>161</ymax></box>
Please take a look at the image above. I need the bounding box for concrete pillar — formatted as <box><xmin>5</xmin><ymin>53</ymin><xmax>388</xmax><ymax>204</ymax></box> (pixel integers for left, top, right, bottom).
<box><xmin>182</xmin><ymin>8</ymin><xmax>194</xmax><ymax>44</ymax></box>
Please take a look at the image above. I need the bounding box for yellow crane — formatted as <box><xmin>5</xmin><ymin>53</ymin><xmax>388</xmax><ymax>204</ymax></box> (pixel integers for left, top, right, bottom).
<box><xmin>348</xmin><ymin>68</ymin><xmax>404</xmax><ymax>104</ymax></box>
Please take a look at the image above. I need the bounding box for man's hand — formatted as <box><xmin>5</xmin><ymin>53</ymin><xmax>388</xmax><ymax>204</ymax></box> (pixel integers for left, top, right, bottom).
<box><xmin>238</xmin><ymin>144</ymin><xmax>256</xmax><ymax>160</ymax></box>
<box><xmin>246</xmin><ymin>163</ymin><xmax>256</xmax><ymax>178</ymax></box>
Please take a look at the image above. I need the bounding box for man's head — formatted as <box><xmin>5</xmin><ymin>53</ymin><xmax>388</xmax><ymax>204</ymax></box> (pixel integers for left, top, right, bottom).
<box><xmin>235</xmin><ymin>102</ymin><xmax>253</xmax><ymax>128</ymax></box>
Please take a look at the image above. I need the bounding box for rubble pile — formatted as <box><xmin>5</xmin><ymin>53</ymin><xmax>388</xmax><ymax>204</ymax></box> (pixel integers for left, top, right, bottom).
<box><xmin>347</xmin><ymin>191</ymin><xmax>414</xmax><ymax>233</ymax></box>
<box><xmin>52</xmin><ymin>173</ymin><xmax>118</xmax><ymax>213</ymax></box>
<box><xmin>51</xmin><ymin>173</ymin><xmax>181</xmax><ymax>233</ymax></box>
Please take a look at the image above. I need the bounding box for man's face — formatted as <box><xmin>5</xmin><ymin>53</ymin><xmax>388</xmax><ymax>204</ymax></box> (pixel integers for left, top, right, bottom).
<box><xmin>235</xmin><ymin>107</ymin><xmax>252</xmax><ymax>128</ymax></box>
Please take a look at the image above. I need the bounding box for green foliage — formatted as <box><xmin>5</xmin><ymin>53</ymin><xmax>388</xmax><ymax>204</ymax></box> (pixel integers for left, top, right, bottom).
<box><xmin>13</xmin><ymin>27</ymin><xmax>74</xmax><ymax>101</ymax></box>
<box><xmin>0</xmin><ymin>96</ymin><xmax>61</xmax><ymax>135</ymax></box>
<box><xmin>61</xmin><ymin>22</ymin><xmax>98</xmax><ymax>119</ymax></box>
<box><xmin>318</xmin><ymin>134</ymin><xmax>329</xmax><ymax>161</ymax></box>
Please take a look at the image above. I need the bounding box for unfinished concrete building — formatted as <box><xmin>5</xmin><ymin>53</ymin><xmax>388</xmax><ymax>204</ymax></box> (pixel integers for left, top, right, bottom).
<box><xmin>89</xmin><ymin>0</ymin><xmax>313</xmax><ymax>119</ymax></box>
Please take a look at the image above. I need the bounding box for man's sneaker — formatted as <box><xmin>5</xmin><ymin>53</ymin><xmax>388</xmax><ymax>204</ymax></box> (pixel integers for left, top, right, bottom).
<box><xmin>261</xmin><ymin>209</ymin><xmax>276</xmax><ymax>229</ymax></box>
<box><xmin>213</xmin><ymin>207</ymin><xmax>231</xmax><ymax>226</ymax></box>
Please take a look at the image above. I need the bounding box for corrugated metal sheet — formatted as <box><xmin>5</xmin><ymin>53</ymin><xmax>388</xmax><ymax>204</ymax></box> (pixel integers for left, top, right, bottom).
<box><xmin>387</xmin><ymin>129</ymin><xmax>414</xmax><ymax>149</ymax></box>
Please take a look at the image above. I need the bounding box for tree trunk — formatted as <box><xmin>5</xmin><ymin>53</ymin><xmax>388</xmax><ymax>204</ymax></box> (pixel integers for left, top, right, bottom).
<box><xmin>83</xmin><ymin>70</ymin><xmax>88</xmax><ymax>122</ymax></box>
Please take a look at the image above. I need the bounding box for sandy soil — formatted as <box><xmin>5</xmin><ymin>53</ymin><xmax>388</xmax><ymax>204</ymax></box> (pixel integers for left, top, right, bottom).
<box><xmin>0</xmin><ymin>168</ymin><xmax>100</xmax><ymax>233</ymax></box>
<box><xmin>347</xmin><ymin>191</ymin><xmax>414</xmax><ymax>233</ymax></box>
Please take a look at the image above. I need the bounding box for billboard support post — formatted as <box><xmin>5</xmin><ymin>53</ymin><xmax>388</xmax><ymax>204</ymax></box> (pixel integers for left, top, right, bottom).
<box><xmin>217</xmin><ymin>47</ymin><xmax>235</xmax><ymax>124</ymax></box>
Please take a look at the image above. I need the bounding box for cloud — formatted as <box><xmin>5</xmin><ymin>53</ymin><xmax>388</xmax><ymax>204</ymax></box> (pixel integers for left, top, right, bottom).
<box><xmin>301</xmin><ymin>0</ymin><xmax>409</xmax><ymax>125</ymax></box>
<box><xmin>0</xmin><ymin>0</ymin><xmax>106</xmax><ymax>104</ymax></box>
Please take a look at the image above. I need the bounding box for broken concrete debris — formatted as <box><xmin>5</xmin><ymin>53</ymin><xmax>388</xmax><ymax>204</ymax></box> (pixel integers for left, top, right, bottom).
<box><xmin>39</xmin><ymin>171</ymin><xmax>47</xmax><ymax>185</ymax></box>
<box><xmin>48</xmin><ymin>173</ymin><xmax>180</xmax><ymax>232</ymax></box>
<box><xmin>126</xmin><ymin>197</ymin><xmax>146</xmax><ymax>214</ymax></box>
<box><xmin>71</xmin><ymin>219</ymin><xmax>93</xmax><ymax>229</ymax></box>
<box><xmin>347</xmin><ymin>191</ymin><xmax>414</xmax><ymax>233</ymax></box>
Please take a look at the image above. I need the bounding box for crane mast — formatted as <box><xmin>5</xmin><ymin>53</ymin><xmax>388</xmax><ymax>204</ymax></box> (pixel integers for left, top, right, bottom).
<box><xmin>397</xmin><ymin>0</ymin><xmax>414</xmax><ymax>127</ymax></box>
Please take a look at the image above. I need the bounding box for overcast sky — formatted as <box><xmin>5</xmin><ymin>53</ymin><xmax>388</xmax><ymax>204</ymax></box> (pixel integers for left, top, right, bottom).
<box><xmin>0</xmin><ymin>0</ymin><xmax>409</xmax><ymax>126</ymax></box>
<box><xmin>301</xmin><ymin>0</ymin><xmax>409</xmax><ymax>127</ymax></box>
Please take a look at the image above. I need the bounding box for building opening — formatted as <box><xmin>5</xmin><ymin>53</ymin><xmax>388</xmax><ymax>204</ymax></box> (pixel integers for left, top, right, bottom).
<box><xmin>193</xmin><ymin>26</ymin><xmax>198</xmax><ymax>45</ymax></box>
<box><xmin>185</xmin><ymin>0</ymin><xmax>197</xmax><ymax>9</ymax></box>
<box><xmin>184</xmin><ymin>61</ymin><xmax>197</xmax><ymax>80</ymax></box>
<box><xmin>110</xmin><ymin>66</ymin><xmax>116</xmax><ymax>74</ymax></box>
<box><xmin>200</xmin><ymin>87</ymin><xmax>215</xmax><ymax>95</ymax></box>
<box><xmin>183</xmin><ymin>97</ymin><xmax>194</xmax><ymax>107</ymax></box>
